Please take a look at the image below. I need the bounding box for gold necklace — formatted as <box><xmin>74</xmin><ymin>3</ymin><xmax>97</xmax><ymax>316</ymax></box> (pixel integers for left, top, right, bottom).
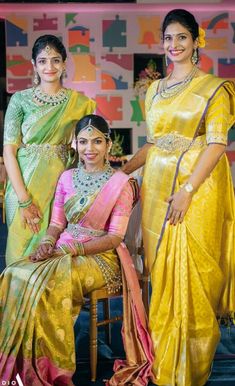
<box><xmin>159</xmin><ymin>66</ymin><xmax>198</xmax><ymax>99</ymax></box>
<box><xmin>33</xmin><ymin>87</ymin><xmax>68</xmax><ymax>106</ymax></box>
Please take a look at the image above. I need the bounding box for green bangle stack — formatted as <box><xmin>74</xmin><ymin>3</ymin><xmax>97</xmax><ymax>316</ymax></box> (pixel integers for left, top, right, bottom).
<box><xmin>18</xmin><ymin>197</ymin><xmax>32</xmax><ymax>209</ymax></box>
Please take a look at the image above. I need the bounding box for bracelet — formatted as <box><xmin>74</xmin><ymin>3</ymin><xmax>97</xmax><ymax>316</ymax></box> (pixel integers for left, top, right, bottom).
<box><xmin>41</xmin><ymin>235</ymin><xmax>56</xmax><ymax>247</ymax></box>
<box><xmin>18</xmin><ymin>197</ymin><xmax>32</xmax><ymax>208</ymax></box>
<box><xmin>59</xmin><ymin>242</ymin><xmax>85</xmax><ymax>256</ymax></box>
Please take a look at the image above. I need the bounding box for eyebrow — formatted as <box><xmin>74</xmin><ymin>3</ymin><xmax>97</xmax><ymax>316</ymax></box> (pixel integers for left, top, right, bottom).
<box><xmin>164</xmin><ymin>32</ymin><xmax>189</xmax><ymax>37</ymax></box>
<box><xmin>77</xmin><ymin>136</ymin><xmax>104</xmax><ymax>140</ymax></box>
<box><xmin>36</xmin><ymin>56</ymin><xmax>61</xmax><ymax>59</ymax></box>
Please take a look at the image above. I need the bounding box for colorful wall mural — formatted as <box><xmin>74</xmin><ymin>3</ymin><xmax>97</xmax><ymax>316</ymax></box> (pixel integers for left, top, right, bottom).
<box><xmin>1</xmin><ymin>3</ymin><xmax>235</xmax><ymax>183</ymax></box>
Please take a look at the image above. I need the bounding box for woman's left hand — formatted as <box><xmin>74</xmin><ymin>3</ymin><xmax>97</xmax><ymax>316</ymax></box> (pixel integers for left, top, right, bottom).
<box><xmin>29</xmin><ymin>243</ymin><xmax>54</xmax><ymax>262</ymax></box>
<box><xmin>166</xmin><ymin>188</ymin><xmax>193</xmax><ymax>225</ymax></box>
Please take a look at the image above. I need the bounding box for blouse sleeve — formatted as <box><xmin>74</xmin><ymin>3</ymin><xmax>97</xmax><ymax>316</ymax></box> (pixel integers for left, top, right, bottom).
<box><xmin>107</xmin><ymin>181</ymin><xmax>134</xmax><ymax>239</ymax></box>
<box><xmin>145</xmin><ymin>80</ymin><xmax>160</xmax><ymax>144</ymax></box>
<box><xmin>4</xmin><ymin>92</ymin><xmax>23</xmax><ymax>146</ymax></box>
<box><xmin>49</xmin><ymin>173</ymin><xmax>67</xmax><ymax>230</ymax></box>
<box><xmin>205</xmin><ymin>85</ymin><xmax>234</xmax><ymax>145</ymax></box>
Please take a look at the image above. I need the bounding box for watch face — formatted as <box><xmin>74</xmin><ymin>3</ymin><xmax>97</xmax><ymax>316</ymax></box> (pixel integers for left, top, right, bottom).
<box><xmin>185</xmin><ymin>183</ymin><xmax>193</xmax><ymax>192</ymax></box>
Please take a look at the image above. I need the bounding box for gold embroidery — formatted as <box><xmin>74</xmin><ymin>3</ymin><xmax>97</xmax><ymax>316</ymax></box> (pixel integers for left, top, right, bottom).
<box><xmin>155</xmin><ymin>133</ymin><xmax>206</xmax><ymax>153</ymax></box>
<box><xmin>20</xmin><ymin>143</ymin><xmax>70</xmax><ymax>162</ymax></box>
<box><xmin>67</xmin><ymin>223</ymin><xmax>107</xmax><ymax>238</ymax></box>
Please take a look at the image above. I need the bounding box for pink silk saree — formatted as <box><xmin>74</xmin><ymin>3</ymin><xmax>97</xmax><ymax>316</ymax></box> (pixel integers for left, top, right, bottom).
<box><xmin>0</xmin><ymin>171</ymin><xmax>153</xmax><ymax>386</ymax></box>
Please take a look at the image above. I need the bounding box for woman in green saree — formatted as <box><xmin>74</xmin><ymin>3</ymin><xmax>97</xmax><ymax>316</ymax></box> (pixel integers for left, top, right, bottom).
<box><xmin>3</xmin><ymin>35</ymin><xmax>95</xmax><ymax>265</ymax></box>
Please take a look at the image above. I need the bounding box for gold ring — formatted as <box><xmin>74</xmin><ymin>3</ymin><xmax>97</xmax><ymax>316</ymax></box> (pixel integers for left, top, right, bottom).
<box><xmin>33</xmin><ymin>217</ymin><xmax>40</xmax><ymax>224</ymax></box>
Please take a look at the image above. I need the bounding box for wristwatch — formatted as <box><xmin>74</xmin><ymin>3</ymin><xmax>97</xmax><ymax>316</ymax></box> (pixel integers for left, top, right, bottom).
<box><xmin>184</xmin><ymin>182</ymin><xmax>194</xmax><ymax>193</ymax></box>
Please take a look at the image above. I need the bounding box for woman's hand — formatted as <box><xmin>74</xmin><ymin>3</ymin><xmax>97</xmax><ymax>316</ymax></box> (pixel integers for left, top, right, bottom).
<box><xmin>29</xmin><ymin>242</ymin><xmax>54</xmax><ymax>262</ymax></box>
<box><xmin>20</xmin><ymin>203</ymin><xmax>42</xmax><ymax>233</ymax></box>
<box><xmin>166</xmin><ymin>188</ymin><xmax>193</xmax><ymax>225</ymax></box>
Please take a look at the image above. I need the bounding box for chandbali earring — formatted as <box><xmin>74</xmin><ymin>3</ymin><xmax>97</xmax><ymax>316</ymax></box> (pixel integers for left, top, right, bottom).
<box><xmin>104</xmin><ymin>146</ymin><xmax>112</xmax><ymax>167</ymax></box>
<box><xmin>191</xmin><ymin>48</ymin><xmax>198</xmax><ymax>65</ymax></box>
<box><xmin>165</xmin><ymin>54</ymin><xmax>168</xmax><ymax>67</ymax></box>
<box><xmin>33</xmin><ymin>72</ymin><xmax>39</xmax><ymax>85</ymax></box>
<box><xmin>62</xmin><ymin>68</ymin><xmax>67</xmax><ymax>79</ymax></box>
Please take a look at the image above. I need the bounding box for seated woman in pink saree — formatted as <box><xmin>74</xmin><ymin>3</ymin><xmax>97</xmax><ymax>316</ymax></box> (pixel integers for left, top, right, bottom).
<box><xmin>0</xmin><ymin>114</ymin><xmax>153</xmax><ymax>386</ymax></box>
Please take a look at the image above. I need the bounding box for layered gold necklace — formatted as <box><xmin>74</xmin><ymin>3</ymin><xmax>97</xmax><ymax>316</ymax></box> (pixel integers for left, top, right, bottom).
<box><xmin>159</xmin><ymin>65</ymin><xmax>198</xmax><ymax>99</ymax></box>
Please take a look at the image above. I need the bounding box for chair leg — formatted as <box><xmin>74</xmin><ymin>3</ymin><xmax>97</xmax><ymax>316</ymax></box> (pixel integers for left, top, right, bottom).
<box><xmin>90</xmin><ymin>297</ymin><xmax>98</xmax><ymax>382</ymax></box>
<box><xmin>103</xmin><ymin>298</ymin><xmax>111</xmax><ymax>345</ymax></box>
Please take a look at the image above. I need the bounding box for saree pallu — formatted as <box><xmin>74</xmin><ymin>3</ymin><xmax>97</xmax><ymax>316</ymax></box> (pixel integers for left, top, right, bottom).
<box><xmin>0</xmin><ymin>171</ymin><xmax>153</xmax><ymax>386</ymax></box>
<box><xmin>142</xmin><ymin>75</ymin><xmax>235</xmax><ymax>385</ymax></box>
<box><xmin>4</xmin><ymin>88</ymin><xmax>95</xmax><ymax>265</ymax></box>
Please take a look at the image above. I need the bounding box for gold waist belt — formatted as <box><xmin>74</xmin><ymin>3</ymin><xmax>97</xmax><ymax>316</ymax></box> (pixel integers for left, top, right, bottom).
<box><xmin>67</xmin><ymin>223</ymin><xmax>107</xmax><ymax>238</ymax></box>
<box><xmin>20</xmin><ymin>143</ymin><xmax>70</xmax><ymax>162</ymax></box>
<box><xmin>154</xmin><ymin>134</ymin><xmax>206</xmax><ymax>153</ymax></box>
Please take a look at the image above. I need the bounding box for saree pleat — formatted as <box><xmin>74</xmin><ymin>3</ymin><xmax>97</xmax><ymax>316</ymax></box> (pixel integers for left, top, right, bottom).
<box><xmin>142</xmin><ymin>75</ymin><xmax>235</xmax><ymax>385</ymax></box>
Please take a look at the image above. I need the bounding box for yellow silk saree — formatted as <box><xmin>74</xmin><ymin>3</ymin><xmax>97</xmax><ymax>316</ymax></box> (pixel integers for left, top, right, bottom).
<box><xmin>142</xmin><ymin>75</ymin><xmax>235</xmax><ymax>385</ymax></box>
<box><xmin>4</xmin><ymin>88</ymin><xmax>95</xmax><ymax>265</ymax></box>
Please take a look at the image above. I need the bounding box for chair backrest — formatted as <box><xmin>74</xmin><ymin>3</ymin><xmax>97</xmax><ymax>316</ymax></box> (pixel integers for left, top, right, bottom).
<box><xmin>124</xmin><ymin>175</ymin><xmax>143</xmax><ymax>274</ymax></box>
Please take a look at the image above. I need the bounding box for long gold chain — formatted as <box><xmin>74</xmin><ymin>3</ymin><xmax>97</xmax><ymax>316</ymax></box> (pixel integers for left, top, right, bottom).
<box><xmin>159</xmin><ymin>66</ymin><xmax>198</xmax><ymax>99</ymax></box>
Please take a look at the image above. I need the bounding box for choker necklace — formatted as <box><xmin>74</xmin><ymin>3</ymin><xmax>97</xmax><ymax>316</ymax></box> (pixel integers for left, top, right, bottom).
<box><xmin>72</xmin><ymin>164</ymin><xmax>113</xmax><ymax>195</ymax></box>
<box><xmin>33</xmin><ymin>87</ymin><xmax>68</xmax><ymax>106</ymax></box>
<box><xmin>159</xmin><ymin>65</ymin><xmax>198</xmax><ymax>99</ymax></box>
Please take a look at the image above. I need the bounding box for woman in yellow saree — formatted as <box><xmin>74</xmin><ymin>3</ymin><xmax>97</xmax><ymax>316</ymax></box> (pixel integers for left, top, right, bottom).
<box><xmin>3</xmin><ymin>35</ymin><xmax>95</xmax><ymax>265</ymax></box>
<box><xmin>123</xmin><ymin>9</ymin><xmax>235</xmax><ymax>386</ymax></box>
<box><xmin>0</xmin><ymin>115</ymin><xmax>153</xmax><ymax>386</ymax></box>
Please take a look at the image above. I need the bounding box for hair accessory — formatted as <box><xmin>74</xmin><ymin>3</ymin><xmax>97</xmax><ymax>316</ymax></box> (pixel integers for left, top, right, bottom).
<box><xmin>45</xmin><ymin>45</ymin><xmax>52</xmax><ymax>54</ymax></box>
<box><xmin>198</xmin><ymin>27</ymin><xmax>206</xmax><ymax>48</ymax></box>
<box><xmin>79</xmin><ymin>119</ymin><xmax>111</xmax><ymax>140</ymax></box>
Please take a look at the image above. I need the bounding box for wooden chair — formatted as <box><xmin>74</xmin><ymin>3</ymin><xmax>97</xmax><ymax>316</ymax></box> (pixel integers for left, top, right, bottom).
<box><xmin>88</xmin><ymin>260</ymin><xmax>149</xmax><ymax>382</ymax></box>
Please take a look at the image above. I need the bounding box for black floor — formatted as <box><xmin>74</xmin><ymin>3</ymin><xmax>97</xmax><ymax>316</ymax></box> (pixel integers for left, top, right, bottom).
<box><xmin>0</xmin><ymin>213</ymin><xmax>235</xmax><ymax>385</ymax></box>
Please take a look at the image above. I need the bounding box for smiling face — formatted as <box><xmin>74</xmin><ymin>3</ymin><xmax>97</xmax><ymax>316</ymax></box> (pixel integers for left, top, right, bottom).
<box><xmin>163</xmin><ymin>22</ymin><xmax>198</xmax><ymax>65</ymax></box>
<box><xmin>77</xmin><ymin>128</ymin><xmax>110</xmax><ymax>172</ymax></box>
<box><xmin>32</xmin><ymin>46</ymin><xmax>65</xmax><ymax>85</ymax></box>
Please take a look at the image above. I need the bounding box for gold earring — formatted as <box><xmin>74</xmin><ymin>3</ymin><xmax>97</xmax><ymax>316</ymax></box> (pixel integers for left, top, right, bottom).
<box><xmin>34</xmin><ymin>72</ymin><xmax>39</xmax><ymax>85</ymax></box>
<box><xmin>165</xmin><ymin>55</ymin><xmax>168</xmax><ymax>67</ymax></box>
<box><xmin>191</xmin><ymin>48</ymin><xmax>198</xmax><ymax>65</ymax></box>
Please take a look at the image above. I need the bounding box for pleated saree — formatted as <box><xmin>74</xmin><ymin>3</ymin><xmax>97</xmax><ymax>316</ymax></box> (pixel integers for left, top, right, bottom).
<box><xmin>4</xmin><ymin>88</ymin><xmax>95</xmax><ymax>265</ymax></box>
<box><xmin>142</xmin><ymin>75</ymin><xmax>235</xmax><ymax>385</ymax></box>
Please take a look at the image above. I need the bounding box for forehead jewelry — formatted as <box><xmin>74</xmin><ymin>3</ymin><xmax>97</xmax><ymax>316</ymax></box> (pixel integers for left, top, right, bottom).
<box><xmin>80</xmin><ymin>118</ymin><xmax>111</xmax><ymax>139</ymax></box>
<box><xmin>45</xmin><ymin>45</ymin><xmax>52</xmax><ymax>54</ymax></box>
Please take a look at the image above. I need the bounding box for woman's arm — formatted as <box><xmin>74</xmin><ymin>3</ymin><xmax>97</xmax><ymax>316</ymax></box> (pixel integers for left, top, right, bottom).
<box><xmin>4</xmin><ymin>145</ymin><xmax>42</xmax><ymax>232</ymax></box>
<box><xmin>121</xmin><ymin>143</ymin><xmax>153</xmax><ymax>175</ymax></box>
<box><xmin>167</xmin><ymin>143</ymin><xmax>225</xmax><ymax>225</ymax></box>
<box><xmin>168</xmin><ymin>84</ymin><xmax>234</xmax><ymax>226</ymax></box>
<box><xmin>29</xmin><ymin>172</ymin><xmax>68</xmax><ymax>261</ymax></box>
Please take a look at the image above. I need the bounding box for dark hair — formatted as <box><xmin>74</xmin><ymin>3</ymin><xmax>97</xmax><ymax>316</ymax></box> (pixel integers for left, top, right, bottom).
<box><xmin>162</xmin><ymin>9</ymin><xmax>199</xmax><ymax>41</ymax></box>
<box><xmin>75</xmin><ymin>114</ymin><xmax>111</xmax><ymax>142</ymax></box>
<box><xmin>32</xmin><ymin>34</ymin><xmax>67</xmax><ymax>62</ymax></box>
